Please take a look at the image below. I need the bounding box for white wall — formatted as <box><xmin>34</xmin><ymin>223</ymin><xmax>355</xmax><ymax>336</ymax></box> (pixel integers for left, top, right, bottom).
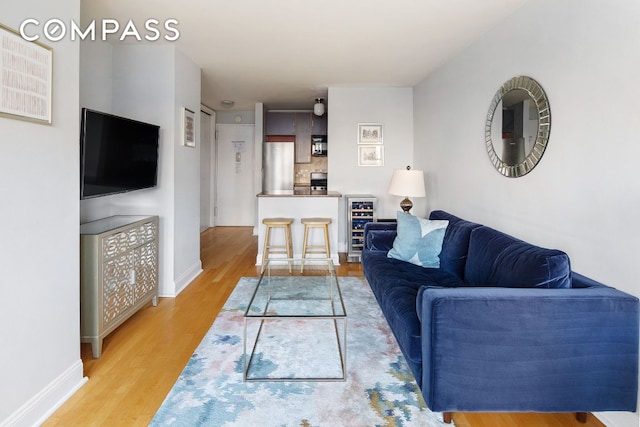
<box><xmin>0</xmin><ymin>0</ymin><xmax>87</xmax><ymax>425</ymax></box>
<box><xmin>173</xmin><ymin>49</ymin><xmax>202</xmax><ymax>293</ymax></box>
<box><xmin>253</xmin><ymin>102</ymin><xmax>265</xmax><ymax>234</ymax></box>
<box><xmin>413</xmin><ymin>1</ymin><xmax>640</xmax><ymax>426</ymax></box>
<box><xmin>327</xmin><ymin>87</ymin><xmax>415</xmax><ymax>251</ymax></box>
<box><xmin>216</xmin><ymin>110</ymin><xmax>255</xmax><ymax>124</ymax></box>
<box><xmin>79</xmin><ymin>43</ymin><xmax>202</xmax><ymax>297</ymax></box>
<box><xmin>79</xmin><ymin>40</ymin><xmax>112</xmax><ymax>113</ymax></box>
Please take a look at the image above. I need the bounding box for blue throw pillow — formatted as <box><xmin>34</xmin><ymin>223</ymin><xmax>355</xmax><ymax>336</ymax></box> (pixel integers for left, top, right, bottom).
<box><xmin>387</xmin><ymin>212</ymin><xmax>448</xmax><ymax>268</ymax></box>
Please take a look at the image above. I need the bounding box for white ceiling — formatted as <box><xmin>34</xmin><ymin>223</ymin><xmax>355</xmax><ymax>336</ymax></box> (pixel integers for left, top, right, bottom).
<box><xmin>81</xmin><ymin>0</ymin><xmax>528</xmax><ymax>111</ymax></box>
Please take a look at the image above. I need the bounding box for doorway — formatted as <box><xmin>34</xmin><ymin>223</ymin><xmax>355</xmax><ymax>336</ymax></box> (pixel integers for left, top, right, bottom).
<box><xmin>200</xmin><ymin>107</ymin><xmax>216</xmax><ymax>232</ymax></box>
<box><xmin>215</xmin><ymin>124</ymin><xmax>256</xmax><ymax>226</ymax></box>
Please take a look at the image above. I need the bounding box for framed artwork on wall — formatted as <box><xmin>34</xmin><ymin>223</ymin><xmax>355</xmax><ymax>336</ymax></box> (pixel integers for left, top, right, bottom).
<box><xmin>358</xmin><ymin>145</ymin><xmax>384</xmax><ymax>166</ymax></box>
<box><xmin>358</xmin><ymin>123</ymin><xmax>383</xmax><ymax>144</ymax></box>
<box><xmin>0</xmin><ymin>22</ymin><xmax>53</xmax><ymax>124</ymax></box>
<box><xmin>182</xmin><ymin>107</ymin><xmax>195</xmax><ymax>147</ymax></box>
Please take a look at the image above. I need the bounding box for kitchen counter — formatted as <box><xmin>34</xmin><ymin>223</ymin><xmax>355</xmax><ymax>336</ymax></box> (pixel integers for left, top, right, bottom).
<box><xmin>257</xmin><ymin>191</ymin><xmax>342</xmax><ymax>197</ymax></box>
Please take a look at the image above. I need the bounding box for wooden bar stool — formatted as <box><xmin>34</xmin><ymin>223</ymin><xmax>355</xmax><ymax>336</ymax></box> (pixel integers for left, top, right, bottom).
<box><xmin>261</xmin><ymin>217</ymin><xmax>294</xmax><ymax>273</ymax></box>
<box><xmin>300</xmin><ymin>217</ymin><xmax>331</xmax><ymax>272</ymax></box>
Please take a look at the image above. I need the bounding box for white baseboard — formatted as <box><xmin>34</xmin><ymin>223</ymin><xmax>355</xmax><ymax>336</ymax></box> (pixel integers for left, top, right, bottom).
<box><xmin>594</xmin><ymin>410</ymin><xmax>639</xmax><ymax>427</ymax></box>
<box><xmin>0</xmin><ymin>360</ymin><xmax>87</xmax><ymax>427</ymax></box>
<box><xmin>173</xmin><ymin>260</ymin><xmax>203</xmax><ymax>297</ymax></box>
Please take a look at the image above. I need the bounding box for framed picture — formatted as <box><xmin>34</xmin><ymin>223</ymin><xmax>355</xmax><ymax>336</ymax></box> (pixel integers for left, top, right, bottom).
<box><xmin>358</xmin><ymin>123</ymin><xmax>383</xmax><ymax>144</ymax></box>
<box><xmin>358</xmin><ymin>145</ymin><xmax>384</xmax><ymax>166</ymax></box>
<box><xmin>182</xmin><ymin>107</ymin><xmax>196</xmax><ymax>147</ymax></box>
<box><xmin>0</xmin><ymin>22</ymin><xmax>53</xmax><ymax>124</ymax></box>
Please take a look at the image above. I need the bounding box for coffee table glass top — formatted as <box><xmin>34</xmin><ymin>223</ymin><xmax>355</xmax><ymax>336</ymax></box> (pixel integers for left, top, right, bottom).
<box><xmin>245</xmin><ymin>259</ymin><xmax>346</xmax><ymax>318</ymax></box>
<box><xmin>243</xmin><ymin>259</ymin><xmax>347</xmax><ymax>381</ymax></box>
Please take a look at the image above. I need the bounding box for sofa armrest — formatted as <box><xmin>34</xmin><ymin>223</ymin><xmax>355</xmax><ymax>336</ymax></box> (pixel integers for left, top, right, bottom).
<box><xmin>418</xmin><ymin>286</ymin><xmax>639</xmax><ymax>413</ymax></box>
<box><xmin>363</xmin><ymin>222</ymin><xmax>397</xmax><ymax>251</ymax></box>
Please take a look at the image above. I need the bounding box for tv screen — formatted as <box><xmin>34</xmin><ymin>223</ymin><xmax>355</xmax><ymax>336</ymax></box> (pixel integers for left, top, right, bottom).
<box><xmin>80</xmin><ymin>108</ymin><xmax>159</xmax><ymax>199</ymax></box>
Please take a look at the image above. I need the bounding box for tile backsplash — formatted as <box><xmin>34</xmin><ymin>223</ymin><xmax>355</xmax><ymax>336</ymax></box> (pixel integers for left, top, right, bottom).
<box><xmin>295</xmin><ymin>156</ymin><xmax>327</xmax><ymax>184</ymax></box>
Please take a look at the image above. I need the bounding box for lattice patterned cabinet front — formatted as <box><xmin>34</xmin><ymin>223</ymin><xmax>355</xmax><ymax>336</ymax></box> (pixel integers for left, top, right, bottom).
<box><xmin>80</xmin><ymin>215</ymin><xmax>159</xmax><ymax>358</ymax></box>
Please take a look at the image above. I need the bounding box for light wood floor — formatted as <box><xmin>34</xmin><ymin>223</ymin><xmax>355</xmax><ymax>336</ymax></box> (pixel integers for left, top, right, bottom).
<box><xmin>45</xmin><ymin>226</ymin><xmax>605</xmax><ymax>427</ymax></box>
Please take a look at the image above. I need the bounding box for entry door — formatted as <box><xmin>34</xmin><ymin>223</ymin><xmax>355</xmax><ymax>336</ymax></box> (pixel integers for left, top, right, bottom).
<box><xmin>200</xmin><ymin>108</ymin><xmax>215</xmax><ymax>231</ymax></box>
<box><xmin>215</xmin><ymin>124</ymin><xmax>255</xmax><ymax>226</ymax></box>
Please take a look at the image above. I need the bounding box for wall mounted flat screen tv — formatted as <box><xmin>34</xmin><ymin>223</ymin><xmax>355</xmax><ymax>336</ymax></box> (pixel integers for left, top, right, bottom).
<box><xmin>80</xmin><ymin>108</ymin><xmax>160</xmax><ymax>199</ymax></box>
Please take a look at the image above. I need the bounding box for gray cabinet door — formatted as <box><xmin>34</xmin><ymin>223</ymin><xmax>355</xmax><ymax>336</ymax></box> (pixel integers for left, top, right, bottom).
<box><xmin>311</xmin><ymin>114</ymin><xmax>327</xmax><ymax>135</ymax></box>
<box><xmin>265</xmin><ymin>112</ymin><xmax>295</xmax><ymax>135</ymax></box>
<box><xmin>295</xmin><ymin>113</ymin><xmax>311</xmax><ymax>163</ymax></box>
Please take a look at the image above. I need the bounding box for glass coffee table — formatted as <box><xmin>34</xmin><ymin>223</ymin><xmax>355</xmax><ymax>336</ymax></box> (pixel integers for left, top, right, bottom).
<box><xmin>243</xmin><ymin>259</ymin><xmax>347</xmax><ymax>382</ymax></box>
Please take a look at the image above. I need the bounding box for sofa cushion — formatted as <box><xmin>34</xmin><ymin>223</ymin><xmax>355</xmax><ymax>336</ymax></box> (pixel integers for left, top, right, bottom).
<box><xmin>366</xmin><ymin>229</ymin><xmax>397</xmax><ymax>252</ymax></box>
<box><xmin>364</xmin><ymin>251</ymin><xmax>467</xmax><ymax>295</ymax></box>
<box><xmin>387</xmin><ymin>212</ymin><xmax>448</xmax><ymax>268</ymax></box>
<box><xmin>465</xmin><ymin>226</ymin><xmax>571</xmax><ymax>289</ymax></box>
<box><xmin>429</xmin><ymin>210</ymin><xmax>482</xmax><ymax>279</ymax></box>
<box><xmin>361</xmin><ymin>249</ymin><xmax>465</xmax><ymax>383</ymax></box>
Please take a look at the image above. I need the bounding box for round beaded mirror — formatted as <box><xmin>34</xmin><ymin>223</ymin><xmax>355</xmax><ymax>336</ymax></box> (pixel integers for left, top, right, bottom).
<box><xmin>485</xmin><ymin>76</ymin><xmax>551</xmax><ymax>177</ymax></box>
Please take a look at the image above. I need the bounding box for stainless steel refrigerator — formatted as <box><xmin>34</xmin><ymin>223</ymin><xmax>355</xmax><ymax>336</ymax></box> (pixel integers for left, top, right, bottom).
<box><xmin>262</xmin><ymin>141</ymin><xmax>294</xmax><ymax>194</ymax></box>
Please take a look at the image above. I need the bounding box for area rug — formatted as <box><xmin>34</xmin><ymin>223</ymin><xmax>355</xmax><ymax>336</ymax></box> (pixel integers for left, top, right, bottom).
<box><xmin>150</xmin><ymin>276</ymin><xmax>453</xmax><ymax>427</ymax></box>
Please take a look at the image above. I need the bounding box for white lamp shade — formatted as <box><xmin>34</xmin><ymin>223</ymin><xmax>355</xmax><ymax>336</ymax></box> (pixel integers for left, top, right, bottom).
<box><xmin>388</xmin><ymin>169</ymin><xmax>426</xmax><ymax>197</ymax></box>
<box><xmin>314</xmin><ymin>101</ymin><xmax>325</xmax><ymax>116</ymax></box>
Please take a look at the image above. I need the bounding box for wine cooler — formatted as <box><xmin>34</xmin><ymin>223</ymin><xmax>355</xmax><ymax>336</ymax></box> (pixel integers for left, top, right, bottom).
<box><xmin>346</xmin><ymin>194</ymin><xmax>377</xmax><ymax>262</ymax></box>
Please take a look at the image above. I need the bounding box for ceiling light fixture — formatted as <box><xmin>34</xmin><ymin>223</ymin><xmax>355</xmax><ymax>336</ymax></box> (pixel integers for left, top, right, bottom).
<box><xmin>221</xmin><ymin>100</ymin><xmax>235</xmax><ymax>108</ymax></box>
<box><xmin>313</xmin><ymin>98</ymin><xmax>325</xmax><ymax>116</ymax></box>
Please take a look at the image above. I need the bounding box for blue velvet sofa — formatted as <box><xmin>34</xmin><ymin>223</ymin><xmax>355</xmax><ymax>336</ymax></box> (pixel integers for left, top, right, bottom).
<box><xmin>361</xmin><ymin>210</ymin><xmax>639</xmax><ymax>422</ymax></box>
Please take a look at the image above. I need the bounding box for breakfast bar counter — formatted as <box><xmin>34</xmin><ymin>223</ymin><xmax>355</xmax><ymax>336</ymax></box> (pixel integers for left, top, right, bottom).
<box><xmin>257</xmin><ymin>191</ymin><xmax>342</xmax><ymax>198</ymax></box>
<box><xmin>256</xmin><ymin>192</ymin><xmax>342</xmax><ymax>266</ymax></box>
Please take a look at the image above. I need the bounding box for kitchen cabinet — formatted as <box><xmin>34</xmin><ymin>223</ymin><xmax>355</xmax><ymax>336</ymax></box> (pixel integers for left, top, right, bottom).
<box><xmin>265</xmin><ymin>111</ymin><xmax>327</xmax><ymax>163</ymax></box>
<box><xmin>265</xmin><ymin>112</ymin><xmax>296</xmax><ymax>135</ymax></box>
<box><xmin>311</xmin><ymin>114</ymin><xmax>327</xmax><ymax>135</ymax></box>
<box><xmin>346</xmin><ymin>195</ymin><xmax>377</xmax><ymax>262</ymax></box>
<box><xmin>295</xmin><ymin>112</ymin><xmax>312</xmax><ymax>163</ymax></box>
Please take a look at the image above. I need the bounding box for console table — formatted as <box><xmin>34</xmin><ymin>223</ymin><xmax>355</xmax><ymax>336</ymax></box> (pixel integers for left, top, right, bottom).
<box><xmin>80</xmin><ymin>215</ymin><xmax>159</xmax><ymax>358</ymax></box>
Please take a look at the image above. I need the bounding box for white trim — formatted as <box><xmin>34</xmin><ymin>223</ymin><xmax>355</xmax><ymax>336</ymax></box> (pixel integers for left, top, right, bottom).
<box><xmin>594</xmin><ymin>411</ymin><xmax>639</xmax><ymax>427</ymax></box>
<box><xmin>200</xmin><ymin>104</ymin><xmax>216</xmax><ymax>228</ymax></box>
<box><xmin>172</xmin><ymin>260</ymin><xmax>203</xmax><ymax>297</ymax></box>
<box><xmin>1</xmin><ymin>360</ymin><xmax>87</xmax><ymax>427</ymax></box>
<box><xmin>200</xmin><ymin>104</ymin><xmax>215</xmax><ymax>115</ymax></box>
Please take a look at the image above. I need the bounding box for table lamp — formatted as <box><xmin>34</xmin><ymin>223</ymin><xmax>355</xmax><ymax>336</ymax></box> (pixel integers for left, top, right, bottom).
<box><xmin>388</xmin><ymin>166</ymin><xmax>426</xmax><ymax>214</ymax></box>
